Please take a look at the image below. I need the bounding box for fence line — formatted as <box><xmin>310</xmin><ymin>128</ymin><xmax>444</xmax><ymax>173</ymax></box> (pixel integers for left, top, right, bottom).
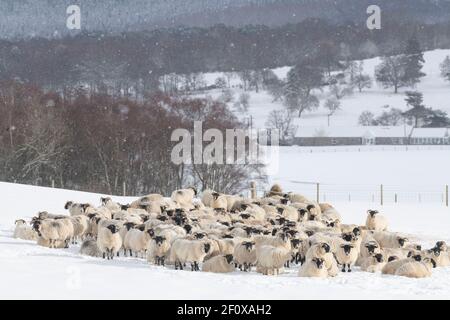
<box><xmin>253</xmin><ymin>182</ymin><xmax>450</xmax><ymax>207</ymax></box>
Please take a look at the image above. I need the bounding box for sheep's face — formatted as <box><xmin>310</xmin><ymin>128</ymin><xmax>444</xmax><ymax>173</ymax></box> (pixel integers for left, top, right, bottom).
<box><xmin>298</xmin><ymin>209</ymin><xmax>307</xmax><ymax>219</ymax></box>
<box><xmin>124</xmin><ymin>222</ymin><xmax>136</xmax><ymax>231</ymax></box>
<box><xmin>341</xmin><ymin>244</ymin><xmax>354</xmax><ymax>255</ymax></box>
<box><xmin>224</xmin><ymin>254</ymin><xmax>233</xmax><ymax>264</ymax></box>
<box><xmin>100</xmin><ymin>197</ymin><xmax>109</xmax><ymax>205</ymax></box>
<box><xmin>280</xmin><ymin>198</ymin><xmax>288</xmax><ymax>205</ymax></box>
<box><xmin>107</xmin><ymin>224</ymin><xmax>119</xmax><ymax>234</ymax></box>
<box><xmin>121</xmin><ymin>204</ymin><xmax>130</xmax><ymax>211</ymax></box>
<box><xmin>240</xmin><ymin>213</ymin><xmax>251</xmax><ymax>220</ymax></box>
<box><xmin>305</xmin><ymin>230</ymin><xmax>314</xmax><ymax>237</ymax></box>
<box><xmin>203</xmin><ymin>243</ymin><xmax>211</xmax><ymax>254</ymax></box>
<box><xmin>291</xmin><ymin>239</ymin><xmax>301</xmax><ymax>249</ymax></box>
<box><xmin>342</xmin><ymin>232</ymin><xmax>354</xmax><ymax>242</ymax></box>
<box><xmin>243</xmin><ymin>241</ymin><xmax>254</xmax><ymax>251</ymax></box>
<box><xmin>397</xmin><ymin>237</ymin><xmax>408</xmax><ymax>247</ymax></box>
<box><xmin>372</xmin><ymin>253</ymin><xmax>383</xmax><ymax>263</ymax></box>
<box><xmin>423</xmin><ymin>257</ymin><xmax>437</xmax><ymax>268</ymax></box>
<box><xmin>154</xmin><ymin>236</ymin><xmax>166</xmax><ymax>246</ymax></box>
<box><xmin>435</xmin><ymin>241</ymin><xmax>447</xmax><ymax>252</ymax></box>
<box><xmin>388</xmin><ymin>255</ymin><xmax>399</xmax><ymax>262</ymax></box>
<box><xmin>313</xmin><ymin>258</ymin><xmax>324</xmax><ymax>269</ymax></box>
<box><xmin>183</xmin><ymin>224</ymin><xmax>192</xmax><ymax>234</ymax></box>
<box><xmin>276</xmin><ymin>207</ymin><xmax>284</xmax><ymax>214</ymax></box>
<box><xmin>194</xmin><ymin>232</ymin><xmax>206</xmax><ymax>240</ymax></box>
<box><xmin>365</xmin><ymin>242</ymin><xmax>379</xmax><ymax>254</ymax></box>
<box><xmin>321</xmin><ymin>243</ymin><xmax>331</xmax><ymax>254</ymax></box>
<box><xmin>64</xmin><ymin>201</ymin><xmax>73</xmax><ymax>210</ymax></box>
<box><xmin>212</xmin><ymin>192</ymin><xmax>220</xmax><ymax>200</ymax></box>
<box><xmin>15</xmin><ymin>219</ymin><xmax>26</xmax><ymax>226</ymax></box>
<box><xmin>147</xmin><ymin>229</ymin><xmax>155</xmax><ymax>238</ymax></box>
<box><xmin>368</xmin><ymin>210</ymin><xmax>379</xmax><ymax>218</ymax></box>
<box><xmin>241</xmin><ymin>204</ymin><xmax>249</xmax><ymax>211</ymax></box>
<box><xmin>352</xmin><ymin>227</ymin><xmax>361</xmax><ymax>237</ymax></box>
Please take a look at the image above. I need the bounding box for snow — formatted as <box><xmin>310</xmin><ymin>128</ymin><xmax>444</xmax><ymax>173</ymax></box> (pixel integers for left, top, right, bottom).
<box><xmin>199</xmin><ymin>49</ymin><xmax>450</xmax><ymax>131</ymax></box>
<box><xmin>2</xmin><ymin>145</ymin><xmax>450</xmax><ymax>299</ymax></box>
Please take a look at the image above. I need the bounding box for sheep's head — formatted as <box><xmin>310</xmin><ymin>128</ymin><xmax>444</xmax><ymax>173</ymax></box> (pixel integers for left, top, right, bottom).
<box><xmin>64</xmin><ymin>201</ymin><xmax>73</xmax><ymax>210</ymax></box>
<box><xmin>147</xmin><ymin>228</ymin><xmax>155</xmax><ymax>238</ymax></box>
<box><xmin>107</xmin><ymin>224</ymin><xmax>119</xmax><ymax>234</ymax></box>
<box><xmin>280</xmin><ymin>198</ymin><xmax>288</xmax><ymax>205</ymax></box>
<box><xmin>194</xmin><ymin>232</ymin><xmax>206</xmax><ymax>240</ymax></box>
<box><xmin>243</xmin><ymin>241</ymin><xmax>254</xmax><ymax>251</ymax></box>
<box><xmin>368</xmin><ymin>210</ymin><xmax>379</xmax><ymax>217</ymax></box>
<box><xmin>240</xmin><ymin>204</ymin><xmax>249</xmax><ymax>211</ymax></box>
<box><xmin>365</xmin><ymin>242</ymin><xmax>379</xmax><ymax>254</ymax></box>
<box><xmin>435</xmin><ymin>241</ymin><xmax>447</xmax><ymax>252</ymax></box>
<box><xmin>214</xmin><ymin>208</ymin><xmax>226</xmax><ymax>215</ymax></box>
<box><xmin>352</xmin><ymin>227</ymin><xmax>361</xmax><ymax>237</ymax></box>
<box><xmin>312</xmin><ymin>257</ymin><xmax>324</xmax><ymax>269</ymax></box>
<box><xmin>81</xmin><ymin>203</ymin><xmax>91</xmax><ymax>212</ymax></box>
<box><xmin>38</xmin><ymin>211</ymin><xmax>49</xmax><ymax>219</ymax></box>
<box><xmin>160</xmin><ymin>205</ymin><xmax>168</xmax><ymax>213</ymax></box>
<box><xmin>342</xmin><ymin>232</ymin><xmax>354</xmax><ymax>242</ymax></box>
<box><xmin>100</xmin><ymin>197</ymin><xmax>109</xmax><ymax>205</ymax></box>
<box><xmin>157</xmin><ymin>215</ymin><xmax>168</xmax><ymax>222</ymax></box>
<box><xmin>240</xmin><ymin>213</ymin><xmax>251</xmax><ymax>220</ymax></box>
<box><xmin>124</xmin><ymin>222</ymin><xmax>136</xmax><ymax>231</ymax></box>
<box><xmin>135</xmin><ymin>224</ymin><xmax>145</xmax><ymax>231</ymax></box>
<box><xmin>321</xmin><ymin>243</ymin><xmax>331</xmax><ymax>254</ymax></box>
<box><xmin>291</xmin><ymin>239</ymin><xmax>301</xmax><ymax>249</ymax></box>
<box><xmin>340</xmin><ymin>243</ymin><xmax>354</xmax><ymax>255</ymax></box>
<box><xmin>374</xmin><ymin>253</ymin><xmax>384</xmax><ymax>263</ymax></box>
<box><xmin>305</xmin><ymin>230</ymin><xmax>314</xmax><ymax>237</ymax></box>
<box><xmin>183</xmin><ymin>224</ymin><xmax>192</xmax><ymax>234</ymax></box>
<box><xmin>140</xmin><ymin>214</ymin><xmax>150</xmax><ymax>222</ymax></box>
<box><xmin>154</xmin><ymin>236</ymin><xmax>166</xmax><ymax>246</ymax></box>
<box><xmin>189</xmin><ymin>186</ymin><xmax>198</xmax><ymax>196</ymax></box>
<box><xmin>388</xmin><ymin>255</ymin><xmax>399</xmax><ymax>262</ymax></box>
<box><xmin>276</xmin><ymin>207</ymin><xmax>284</xmax><ymax>214</ymax></box>
<box><xmin>397</xmin><ymin>237</ymin><xmax>408</xmax><ymax>247</ymax></box>
<box><xmin>121</xmin><ymin>204</ymin><xmax>130</xmax><ymax>211</ymax></box>
<box><xmin>423</xmin><ymin>257</ymin><xmax>437</xmax><ymax>268</ymax></box>
<box><xmin>224</xmin><ymin>254</ymin><xmax>233</xmax><ymax>264</ymax></box>
<box><xmin>14</xmin><ymin>219</ymin><xmax>26</xmax><ymax>226</ymax></box>
<box><xmin>326</xmin><ymin>220</ymin><xmax>335</xmax><ymax>228</ymax></box>
<box><xmin>203</xmin><ymin>243</ymin><xmax>211</xmax><ymax>254</ymax></box>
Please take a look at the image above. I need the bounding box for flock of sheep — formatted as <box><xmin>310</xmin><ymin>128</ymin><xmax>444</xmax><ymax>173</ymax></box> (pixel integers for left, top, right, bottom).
<box><xmin>12</xmin><ymin>184</ymin><xmax>450</xmax><ymax>279</ymax></box>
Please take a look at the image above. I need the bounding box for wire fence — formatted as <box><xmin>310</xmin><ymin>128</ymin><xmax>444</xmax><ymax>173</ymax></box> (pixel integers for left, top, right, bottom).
<box><xmin>249</xmin><ymin>182</ymin><xmax>449</xmax><ymax>206</ymax></box>
<box><xmin>290</xmin><ymin>145</ymin><xmax>450</xmax><ymax>154</ymax></box>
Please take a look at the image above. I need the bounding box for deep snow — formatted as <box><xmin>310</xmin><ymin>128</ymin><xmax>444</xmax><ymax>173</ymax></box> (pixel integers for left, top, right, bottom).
<box><xmin>1</xmin><ymin>146</ymin><xmax>450</xmax><ymax>300</ymax></box>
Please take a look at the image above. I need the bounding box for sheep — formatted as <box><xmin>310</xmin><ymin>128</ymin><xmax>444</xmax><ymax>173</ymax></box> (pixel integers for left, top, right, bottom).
<box><xmin>169</xmin><ymin>239</ymin><xmax>211</xmax><ymax>271</ymax></box>
<box><xmin>13</xmin><ymin>219</ymin><xmax>37</xmax><ymax>241</ymax></box>
<box><xmin>373</xmin><ymin>231</ymin><xmax>408</xmax><ymax>249</ymax></box>
<box><xmin>255</xmin><ymin>245</ymin><xmax>290</xmax><ymax>275</ymax></box>
<box><xmin>306</xmin><ymin>204</ymin><xmax>321</xmax><ymax>221</ymax></box>
<box><xmin>32</xmin><ymin>218</ymin><xmax>73</xmax><ymax>248</ymax></box>
<box><xmin>85</xmin><ymin>206</ymin><xmax>112</xmax><ymax>220</ymax></box>
<box><xmin>211</xmin><ymin>192</ymin><xmax>228</xmax><ymax>212</ymax></box>
<box><xmin>286</xmin><ymin>193</ymin><xmax>309</xmax><ymax>204</ymax></box>
<box><xmin>381</xmin><ymin>256</ymin><xmax>422</xmax><ymax>275</ymax></box>
<box><xmin>65</xmin><ymin>202</ymin><xmax>91</xmax><ymax>216</ymax></box>
<box><xmin>425</xmin><ymin>246</ymin><xmax>450</xmax><ymax>267</ymax></box>
<box><xmin>79</xmin><ymin>239</ymin><xmax>102</xmax><ymax>257</ymax></box>
<box><xmin>123</xmin><ymin>227</ymin><xmax>152</xmax><ymax>257</ymax></box>
<box><xmin>298</xmin><ymin>258</ymin><xmax>328</xmax><ymax>278</ymax></box>
<box><xmin>276</xmin><ymin>204</ymin><xmax>299</xmax><ymax>222</ymax></box>
<box><xmin>360</xmin><ymin>253</ymin><xmax>386</xmax><ymax>273</ymax></box>
<box><xmin>100</xmin><ymin>197</ymin><xmax>121</xmax><ymax>212</ymax></box>
<box><xmin>267</xmin><ymin>184</ymin><xmax>283</xmax><ymax>197</ymax></box>
<box><xmin>234</xmin><ymin>241</ymin><xmax>257</xmax><ymax>271</ymax></box>
<box><xmin>147</xmin><ymin>236</ymin><xmax>171</xmax><ymax>266</ymax></box>
<box><xmin>319</xmin><ymin>203</ymin><xmax>334</xmax><ymax>212</ymax></box>
<box><xmin>202</xmin><ymin>254</ymin><xmax>235</xmax><ymax>273</ymax></box>
<box><xmin>321</xmin><ymin>208</ymin><xmax>341</xmax><ymax>223</ymax></box>
<box><xmin>305</xmin><ymin>242</ymin><xmax>338</xmax><ymax>276</ymax></box>
<box><xmin>171</xmin><ymin>187</ymin><xmax>197</xmax><ymax>209</ymax></box>
<box><xmin>335</xmin><ymin>242</ymin><xmax>358</xmax><ymax>272</ymax></box>
<box><xmin>365</xmin><ymin>210</ymin><xmax>388</xmax><ymax>231</ymax></box>
<box><xmin>394</xmin><ymin>258</ymin><xmax>436</xmax><ymax>278</ymax></box>
<box><xmin>69</xmin><ymin>215</ymin><xmax>89</xmax><ymax>244</ymax></box>
<box><xmin>97</xmin><ymin>224</ymin><xmax>122</xmax><ymax>260</ymax></box>
<box><xmin>356</xmin><ymin>240</ymin><xmax>381</xmax><ymax>266</ymax></box>
<box><xmin>201</xmin><ymin>189</ymin><xmax>214</xmax><ymax>207</ymax></box>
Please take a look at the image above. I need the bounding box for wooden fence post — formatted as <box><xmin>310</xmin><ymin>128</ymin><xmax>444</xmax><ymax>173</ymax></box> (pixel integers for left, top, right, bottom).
<box><xmin>380</xmin><ymin>184</ymin><xmax>384</xmax><ymax>206</ymax></box>
<box><xmin>123</xmin><ymin>181</ymin><xmax>126</xmax><ymax>197</ymax></box>
<box><xmin>316</xmin><ymin>183</ymin><xmax>320</xmax><ymax>203</ymax></box>
<box><xmin>250</xmin><ymin>181</ymin><xmax>256</xmax><ymax>199</ymax></box>
<box><xmin>446</xmin><ymin>185</ymin><xmax>449</xmax><ymax>207</ymax></box>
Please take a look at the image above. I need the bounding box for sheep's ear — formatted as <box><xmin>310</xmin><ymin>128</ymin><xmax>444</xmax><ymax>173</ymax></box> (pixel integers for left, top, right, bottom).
<box><xmin>407</xmin><ymin>251</ymin><xmax>413</xmax><ymax>257</ymax></box>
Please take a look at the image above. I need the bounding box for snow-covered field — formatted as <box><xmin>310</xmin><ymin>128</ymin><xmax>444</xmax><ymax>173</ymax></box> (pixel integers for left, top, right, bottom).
<box><xmin>1</xmin><ymin>146</ymin><xmax>450</xmax><ymax>300</ymax></box>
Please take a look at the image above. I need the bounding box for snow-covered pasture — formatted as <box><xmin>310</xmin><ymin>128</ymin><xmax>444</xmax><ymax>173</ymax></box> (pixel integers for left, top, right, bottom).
<box><xmin>1</xmin><ymin>144</ymin><xmax>450</xmax><ymax>299</ymax></box>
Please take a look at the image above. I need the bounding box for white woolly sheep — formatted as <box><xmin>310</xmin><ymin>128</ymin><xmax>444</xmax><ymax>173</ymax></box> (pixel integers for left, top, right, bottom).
<box><xmin>123</xmin><ymin>227</ymin><xmax>152</xmax><ymax>257</ymax></box>
<box><xmin>97</xmin><ymin>224</ymin><xmax>123</xmax><ymax>259</ymax></box>
<box><xmin>394</xmin><ymin>258</ymin><xmax>436</xmax><ymax>278</ymax></box>
<box><xmin>202</xmin><ymin>254</ymin><xmax>235</xmax><ymax>273</ymax></box>
<box><xmin>171</xmin><ymin>187</ymin><xmax>197</xmax><ymax>209</ymax></box>
<box><xmin>100</xmin><ymin>197</ymin><xmax>122</xmax><ymax>212</ymax></box>
<box><xmin>13</xmin><ymin>219</ymin><xmax>37</xmax><ymax>241</ymax></box>
<box><xmin>65</xmin><ymin>202</ymin><xmax>91</xmax><ymax>216</ymax></box>
<box><xmin>33</xmin><ymin>218</ymin><xmax>73</xmax><ymax>248</ymax></box>
<box><xmin>169</xmin><ymin>239</ymin><xmax>211</xmax><ymax>271</ymax></box>
<box><xmin>335</xmin><ymin>242</ymin><xmax>358</xmax><ymax>272</ymax></box>
<box><xmin>69</xmin><ymin>215</ymin><xmax>89</xmax><ymax>244</ymax></box>
<box><xmin>147</xmin><ymin>235</ymin><xmax>171</xmax><ymax>266</ymax></box>
<box><xmin>256</xmin><ymin>245</ymin><xmax>290</xmax><ymax>275</ymax></box>
<box><xmin>365</xmin><ymin>210</ymin><xmax>388</xmax><ymax>231</ymax></box>
<box><xmin>373</xmin><ymin>231</ymin><xmax>408</xmax><ymax>249</ymax></box>
<box><xmin>360</xmin><ymin>253</ymin><xmax>386</xmax><ymax>273</ymax></box>
<box><xmin>298</xmin><ymin>257</ymin><xmax>328</xmax><ymax>278</ymax></box>
<box><xmin>233</xmin><ymin>241</ymin><xmax>257</xmax><ymax>271</ymax></box>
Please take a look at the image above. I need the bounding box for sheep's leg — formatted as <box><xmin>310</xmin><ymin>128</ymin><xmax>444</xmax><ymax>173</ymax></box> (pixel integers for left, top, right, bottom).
<box><xmin>161</xmin><ymin>257</ymin><xmax>165</xmax><ymax>267</ymax></box>
<box><xmin>129</xmin><ymin>249</ymin><xmax>132</xmax><ymax>257</ymax></box>
<box><xmin>117</xmin><ymin>251</ymin><xmax>120</xmax><ymax>257</ymax></box>
<box><xmin>341</xmin><ymin>265</ymin><xmax>346</xmax><ymax>272</ymax></box>
<box><xmin>110</xmin><ymin>250</ymin><xmax>114</xmax><ymax>260</ymax></box>
<box><xmin>347</xmin><ymin>264</ymin><xmax>351</xmax><ymax>272</ymax></box>
<box><xmin>174</xmin><ymin>261</ymin><xmax>178</xmax><ymax>270</ymax></box>
<box><xmin>103</xmin><ymin>252</ymin><xmax>106</xmax><ymax>259</ymax></box>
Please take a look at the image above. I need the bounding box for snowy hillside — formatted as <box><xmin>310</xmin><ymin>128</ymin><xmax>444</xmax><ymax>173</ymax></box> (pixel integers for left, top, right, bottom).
<box><xmin>200</xmin><ymin>49</ymin><xmax>450</xmax><ymax>130</ymax></box>
<box><xmin>2</xmin><ymin>144</ymin><xmax>450</xmax><ymax>299</ymax></box>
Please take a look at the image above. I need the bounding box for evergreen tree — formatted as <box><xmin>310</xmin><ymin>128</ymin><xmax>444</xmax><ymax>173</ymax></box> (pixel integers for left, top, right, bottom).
<box><xmin>402</xmin><ymin>91</ymin><xmax>432</xmax><ymax>127</ymax></box>
<box><xmin>402</xmin><ymin>36</ymin><xmax>425</xmax><ymax>87</ymax></box>
<box><xmin>440</xmin><ymin>56</ymin><xmax>450</xmax><ymax>82</ymax></box>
